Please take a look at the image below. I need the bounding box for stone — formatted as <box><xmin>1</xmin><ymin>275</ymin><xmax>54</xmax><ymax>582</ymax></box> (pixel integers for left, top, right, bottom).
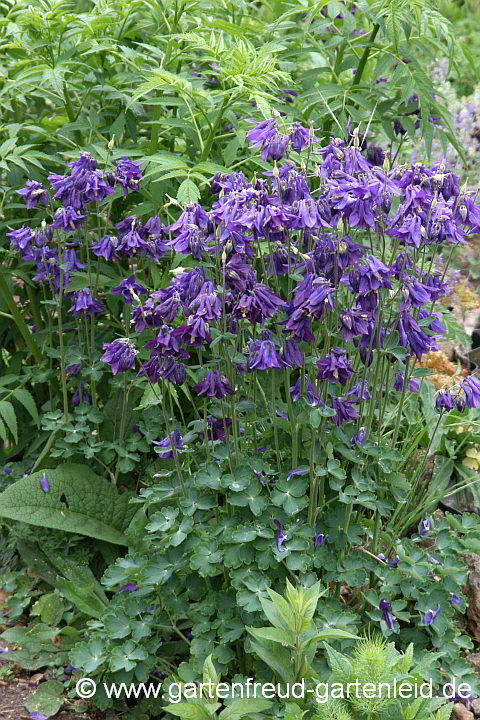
<box><xmin>452</xmin><ymin>703</ymin><xmax>474</xmax><ymax>720</ymax></box>
<box><xmin>468</xmin><ymin>653</ymin><xmax>480</xmax><ymax>674</ymax></box>
<box><xmin>464</xmin><ymin>555</ymin><xmax>480</xmax><ymax>641</ymax></box>
<box><xmin>470</xmin><ymin>698</ymin><xmax>480</xmax><ymax>716</ymax></box>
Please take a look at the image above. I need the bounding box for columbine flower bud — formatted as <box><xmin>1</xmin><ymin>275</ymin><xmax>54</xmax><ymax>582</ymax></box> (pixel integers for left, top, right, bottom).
<box><xmin>41</xmin><ymin>219</ymin><xmax>47</xmax><ymax>230</ymax></box>
<box><xmin>221</xmin><ymin>248</ymin><xmax>227</xmax><ymax>264</ymax></box>
<box><xmin>272</xmin><ymin>108</ymin><xmax>281</xmax><ymax>118</ymax></box>
<box><xmin>108</xmin><ymin>135</ymin><xmax>115</xmax><ymax>150</ymax></box>
<box><xmin>352</xmin><ymin>128</ymin><xmax>360</xmax><ymax>148</ymax></box>
<box><xmin>383</xmin><ymin>155</ymin><xmax>390</xmax><ymax>173</ymax></box>
<box><xmin>336</xmin><ymin>218</ymin><xmax>344</xmax><ymax>234</ymax></box>
<box><xmin>431</xmin><ymin>196</ymin><xmax>437</xmax><ymax>209</ymax></box>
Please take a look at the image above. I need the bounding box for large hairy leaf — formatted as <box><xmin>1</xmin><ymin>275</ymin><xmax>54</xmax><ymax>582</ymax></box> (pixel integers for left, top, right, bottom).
<box><xmin>0</xmin><ymin>464</ymin><xmax>135</xmax><ymax>545</ymax></box>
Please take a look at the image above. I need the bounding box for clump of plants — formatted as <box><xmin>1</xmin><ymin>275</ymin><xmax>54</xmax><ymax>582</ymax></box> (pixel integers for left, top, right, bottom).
<box><xmin>0</xmin><ymin>112</ymin><xmax>480</xmax><ymax>710</ymax></box>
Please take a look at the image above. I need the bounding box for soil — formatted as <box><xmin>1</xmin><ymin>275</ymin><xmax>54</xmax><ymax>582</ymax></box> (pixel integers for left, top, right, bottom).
<box><xmin>0</xmin><ymin>639</ymin><xmax>92</xmax><ymax>720</ymax></box>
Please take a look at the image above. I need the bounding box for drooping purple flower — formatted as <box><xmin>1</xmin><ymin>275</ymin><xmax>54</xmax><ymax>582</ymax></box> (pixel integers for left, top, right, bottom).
<box><xmin>72</xmin><ymin>382</ymin><xmax>91</xmax><ymax>407</ymax></box>
<box><xmin>352</xmin><ymin>427</ymin><xmax>365</xmax><ymax>447</ymax></box>
<box><xmin>331</xmin><ymin>396</ymin><xmax>358</xmax><ymax>426</ymax></box>
<box><xmin>290</xmin><ymin>123</ymin><xmax>314</xmax><ymax>153</ymax></box>
<box><xmin>51</xmin><ymin>206</ymin><xmax>86</xmax><ymax>233</ymax></box>
<box><xmin>316</xmin><ymin>348</ymin><xmax>353</xmax><ymax>386</ymax></box>
<box><xmin>339</xmin><ymin>309</ymin><xmax>370</xmax><ymax>342</ymax></box>
<box><xmin>456</xmin><ymin>395</ymin><xmax>466</xmax><ymax>413</ymax></box>
<box><xmin>114</xmin><ymin>157</ymin><xmax>143</xmax><ymax>196</ymax></box>
<box><xmin>460</xmin><ymin>376</ymin><xmax>480</xmax><ymax>409</ymax></box>
<box><xmin>119</xmin><ymin>583</ymin><xmax>137</xmax><ymax>592</ymax></box>
<box><xmin>287</xmin><ymin>468</ymin><xmax>309</xmax><ymax>481</ymax></box>
<box><xmin>65</xmin><ymin>364</ymin><xmax>82</xmax><ymax>377</ymax></box>
<box><xmin>379</xmin><ymin>599</ymin><xmax>397</xmax><ymax>631</ymax></box>
<box><xmin>274</xmin><ymin>520</ymin><xmax>286</xmax><ymax>553</ymax></box>
<box><xmin>101</xmin><ymin>338</ymin><xmax>137</xmax><ymax>375</ymax></box>
<box><xmin>247</xmin><ymin>340</ymin><xmax>284</xmax><ymax>371</ymax></box>
<box><xmin>289</xmin><ymin>374</ymin><xmax>322</xmax><ymax>407</ymax></box>
<box><xmin>40</xmin><ymin>473</ymin><xmax>49</xmax><ymax>493</ymax></box>
<box><xmin>69</xmin><ymin>289</ymin><xmax>105</xmax><ymax>317</ymax></box>
<box><xmin>91</xmin><ymin>234</ymin><xmax>120</xmax><ymax>261</ymax></box>
<box><xmin>418</xmin><ymin>518</ymin><xmax>432</xmax><ymax>537</ymax></box>
<box><xmin>7</xmin><ymin>226</ymin><xmax>34</xmax><ymax>253</ymax></box>
<box><xmin>313</xmin><ymin>531</ymin><xmax>326</xmax><ymax>547</ymax></box>
<box><xmin>193</xmin><ymin>370</ymin><xmax>235</xmax><ymax>398</ymax></box>
<box><xmin>153</xmin><ymin>430</ymin><xmax>184</xmax><ymax>459</ymax></box>
<box><xmin>65</xmin><ymin>664</ymin><xmax>81</xmax><ymax>674</ymax></box>
<box><xmin>282</xmin><ymin>338</ymin><xmax>304</xmax><ymax>368</ymax></box>
<box><xmin>17</xmin><ymin>180</ymin><xmax>49</xmax><ymax>209</ymax></box>
<box><xmin>111</xmin><ymin>275</ymin><xmax>148</xmax><ymax>304</ymax></box>
<box><xmin>435</xmin><ymin>389</ymin><xmax>454</xmax><ymax>412</ymax></box>
<box><xmin>450</xmin><ymin>594</ymin><xmax>461</xmax><ymax>606</ymax></box>
<box><xmin>174</xmin><ymin>317</ymin><xmax>212</xmax><ymax>347</ymax></box>
<box><xmin>246</xmin><ymin>118</ymin><xmax>278</xmax><ymax>151</ymax></box>
<box><xmin>422</xmin><ymin>606</ymin><xmax>441</xmax><ymax>625</ymax></box>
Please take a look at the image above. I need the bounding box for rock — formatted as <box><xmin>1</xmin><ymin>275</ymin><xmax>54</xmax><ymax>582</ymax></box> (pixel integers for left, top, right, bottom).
<box><xmin>464</xmin><ymin>555</ymin><xmax>480</xmax><ymax>641</ymax></box>
<box><xmin>470</xmin><ymin>698</ymin><xmax>480</xmax><ymax>716</ymax></box>
<box><xmin>452</xmin><ymin>703</ymin><xmax>474</xmax><ymax>720</ymax></box>
<box><xmin>468</xmin><ymin>653</ymin><xmax>480</xmax><ymax>674</ymax></box>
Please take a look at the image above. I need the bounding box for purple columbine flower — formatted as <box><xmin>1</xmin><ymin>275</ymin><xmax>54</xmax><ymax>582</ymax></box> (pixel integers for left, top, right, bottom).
<box><xmin>460</xmin><ymin>376</ymin><xmax>480</xmax><ymax>409</ymax></box>
<box><xmin>40</xmin><ymin>473</ymin><xmax>49</xmax><ymax>493</ymax></box>
<box><xmin>17</xmin><ymin>180</ymin><xmax>49</xmax><ymax>209</ymax></box>
<box><xmin>290</xmin><ymin>123</ymin><xmax>314</xmax><ymax>153</ymax></box>
<box><xmin>331</xmin><ymin>397</ymin><xmax>358</xmax><ymax>426</ymax></box>
<box><xmin>419</xmin><ymin>518</ymin><xmax>432</xmax><ymax>537</ymax></box>
<box><xmin>313</xmin><ymin>532</ymin><xmax>326</xmax><ymax>547</ymax></box>
<box><xmin>316</xmin><ymin>348</ymin><xmax>353</xmax><ymax>385</ymax></box>
<box><xmin>91</xmin><ymin>234</ymin><xmax>120</xmax><ymax>261</ymax></box>
<box><xmin>282</xmin><ymin>338</ymin><xmax>304</xmax><ymax>368</ymax></box>
<box><xmin>65</xmin><ymin>664</ymin><xmax>81</xmax><ymax>674</ymax></box>
<box><xmin>456</xmin><ymin>395</ymin><xmax>466</xmax><ymax>413</ymax></box>
<box><xmin>28</xmin><ymin>713</ymin><xmax>48</xmax><ymax>720</ymax></box>
<box><xmin>246</xmin><ymin>118</ymin><xmax>278</xmax><ymax>151</ymax></box>
<box><xmin>274</xmin><ymin>520</ymin><xmax>286</xmax><ymax>553</ymax></box>
<box><xmin>69</xmin><ymin>289</ymin><xmax>105</xmax><ymax>317</ymax></box>
<box><xmin>65</xmin><ymin>363</ymin><xmax>81</xmax><ymax>377</ymax></box>
<box><xmin>111</xmin><ymin>275</ymin><xmax>148</xmax><ymax>304</ymax></box>
<box><xmin>51</xmin><ymin>206</ymin><xmax>86</xmax><ymax>233</ymax></box>
<box><xmin>450</xmin><ymin>594</ymin><xmax>461</xmax><ymax>606</ymax></box>
<box><xmin>0</xmin><ymin>648</ymin><xmax>10</xmax><ymax>653</ymax></box>
<box><xmin>153</xmin><ymin>430</ymin><xmax>183</xmax><ymax>459</ymax></box>
<box><xmin>247</xmin><ymin>340</ymin><xmax>284</xmax><ymax>371</ymax></box>
<box><xmin>72</xmin><ymin>382</ymin><xmax>91</xmax><ymax>407</ymax></box>
<box><xmin>379</xmin><ymin>599</ymin><xmax>397</xmax><ymax>631</ymax></box>
<box><xmin>352</xmin><ymin>427</ymin><xmax>365</xmax><ymax>447</ymax></box>
<box><xmin>422</xmin><ymin>606</ymin><xmax>441</xmax><ymax>625</ymax></box>
<box><xmin>101</xmin><ymin>338</ymin><xmax>137</xmax><ymax>375</ymax></box>
<box><xmin>287</xmin><ymin>468</ymin><xmax>309</xmax><ymax>481</ymax></box>
<box><xmin>3</xmin><ymin>466</ymin><xmax>12</xmax><ymax>475</ymax></box>
<box><xmin>119</xmin><ymin>583</ymin><xmax>137</xmax><ymax>592</ymax></box>
<box><xmin>436</xmin><ymin>389</ymin><xmax>454</xmax><ymax>412</ymax></box>
<box><xmin>192</xmin><ymin>370</ymin><xmax>235</xmax><ymax>398</ymax></box>
<box><xmin>114</xmin><ymin>157</ymin><xmax>143</xmax><ymax>196</ymax></box>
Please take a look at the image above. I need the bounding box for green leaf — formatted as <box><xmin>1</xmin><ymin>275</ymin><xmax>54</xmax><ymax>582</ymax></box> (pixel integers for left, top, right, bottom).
<box><xmin>163</xmin><ymin>703</ymin><xmax>211</xmax><ymax>720</ymax></box>
<box><xmin>0</xmin><ymin>464</ymin><xmax>135</xmax><ymax>545</ymax></box>
<box><xmin>54</xmin><ymin>578</ymin><xmax>108</xmax><ymax>619</ymax></box>
<box><xmin>177</xmin><ymin>178</ymin><xmax>200</xmax><ymax>205</ymax></box>
<box><xmin>12</xmin><ymin>388</ymin><xmax>39</xmax><ymax>427</ymax></box>
<box><xmin>25</xmin><ymin>680</ymin><xmax>64</xmax><ymax>718</ymax></box>
<box><xmin>246</xmin><ymin>626</ymin><xmax>295</xmax><ymax>646</ymax></box>
<box><xmin>219</xmin><ymin>699</ymin><xmax>273</xmax><ymax>720</ymax></box>
<box><xmin>31</xmin><ymin>593</ymin><xmax>64</xmax><ymax>626</ymax></box>
<box><xmin>0</xmin><ymin>400</ymin><xmax>17</xmax><ymax>443</ymax></box>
